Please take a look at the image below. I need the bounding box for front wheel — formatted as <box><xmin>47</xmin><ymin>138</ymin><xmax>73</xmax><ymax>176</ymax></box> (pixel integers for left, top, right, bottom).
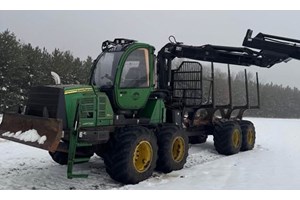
<box><xmin>49</xmin><ymin>151</ymin><xmax>69</xmax><ymax>165</ymax></box>
<box><xmin>49</xmin><ymin>150</ymin><xmax>93</xmax><ymax>165</ymax></box>
<box><xmin>103</xmin><ymin>126</ymin><xmax>158</xmax><ymax>184</ymax></box>
<box><xmin>95</xmin><ymin>144</ymin><xmax>108</xmax><ymax>158</ymax></box>
<box><xmin>49</xmin><ymin>142</ymin><xmax>94</xmax><ymax>165</ymax></box>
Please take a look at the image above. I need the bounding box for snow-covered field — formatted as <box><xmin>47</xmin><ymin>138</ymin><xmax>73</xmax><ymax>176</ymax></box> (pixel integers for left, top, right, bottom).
<box><xmin>0</xmin><ymin>117</ymin><xmax>300</xmax><ymax>190</ymax></box>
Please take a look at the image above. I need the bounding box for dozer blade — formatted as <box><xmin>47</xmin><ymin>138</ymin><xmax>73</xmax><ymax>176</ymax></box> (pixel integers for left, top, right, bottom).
<box><xmin>0</xmin><ymin>113</ymin><xmax>63</xmax><ymax>152</ymax></box>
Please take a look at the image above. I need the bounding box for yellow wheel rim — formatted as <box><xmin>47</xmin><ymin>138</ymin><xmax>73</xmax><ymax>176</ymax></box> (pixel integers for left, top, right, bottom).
<box><xmin>172</xmin><ymin>137</ymin><xmax>185</xmax><ymax>162</ymax></box>
<box><xmin>133</xmin><ymin>141</ymin><xmax>153</xmax><ymax>173</ymax></box>
<box><xmin>232</xmin><ymin>129</ymin><xmax>241</xmax><ymax>148</ymax></box>
<box><xmin>247</xmin><ymin>129</ymin><xmax>255</xmax><ymax>145</ymax></box>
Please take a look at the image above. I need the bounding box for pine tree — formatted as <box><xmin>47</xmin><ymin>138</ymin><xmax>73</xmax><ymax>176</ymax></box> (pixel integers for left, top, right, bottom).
<box><xmin>0</xmin><ymin>30</ymin><xmax>23</xmax><ymax>111</ymax></box>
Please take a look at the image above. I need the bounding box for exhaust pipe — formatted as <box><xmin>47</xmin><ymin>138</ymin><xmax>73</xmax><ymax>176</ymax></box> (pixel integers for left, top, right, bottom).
<box><xmin>51</xmin><ymin>71</ymin><xmax>61</xmax><ymax>85</ymax></box>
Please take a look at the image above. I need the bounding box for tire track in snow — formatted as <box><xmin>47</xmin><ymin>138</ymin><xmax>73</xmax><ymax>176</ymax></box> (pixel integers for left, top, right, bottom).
<box><xmin>121</xmin><ymin>138</ymin><xmax>225</xmax><ymax>189</ymax></box>
<box><xmin>0</xmin><ymin>154</ymin><xmax>123</xmax><ymax>190</ymax></box>
<box><xmin>0</xmin><ymin>137</ymin><xmax>228</xmax><ymax>190</ymax></box>
<box><xmin>184</xmin><ymin>140</ymin><xmax>224</xmax><ymax>169</ymax></box>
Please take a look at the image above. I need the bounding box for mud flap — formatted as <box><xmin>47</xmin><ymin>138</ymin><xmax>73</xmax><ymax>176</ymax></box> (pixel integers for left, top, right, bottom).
<box><xmin>0</xmin><ymin>113</ymin><xmax>63</xmax><ymax>152</ymax></box>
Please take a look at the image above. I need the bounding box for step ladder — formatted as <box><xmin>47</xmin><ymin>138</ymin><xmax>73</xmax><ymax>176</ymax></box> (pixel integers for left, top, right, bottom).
<box><xmin>67</xmin><ymin>104</ymin><xmax>93</xmax><ymax>179</ymax></box>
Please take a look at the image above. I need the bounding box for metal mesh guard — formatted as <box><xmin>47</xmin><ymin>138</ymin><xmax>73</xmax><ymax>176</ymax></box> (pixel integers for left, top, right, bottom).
<box><xmin>172</xmin><ymin>62</ymin><xmax>203</xmax><ymax>106</ymax></box>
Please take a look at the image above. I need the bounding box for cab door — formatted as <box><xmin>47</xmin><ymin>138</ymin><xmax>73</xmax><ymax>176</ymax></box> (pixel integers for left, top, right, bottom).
<box><xmin>115</xmin><ymin>46</ymin><xmax>154</xmax><ymax>110</ymax></box>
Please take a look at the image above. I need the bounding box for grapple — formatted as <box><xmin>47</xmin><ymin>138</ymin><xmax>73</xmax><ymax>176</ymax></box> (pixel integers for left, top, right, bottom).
<box><xmin>0</xmin><ymin>113</ymin><xmax>63</xmax><ymax>152</ymax></box>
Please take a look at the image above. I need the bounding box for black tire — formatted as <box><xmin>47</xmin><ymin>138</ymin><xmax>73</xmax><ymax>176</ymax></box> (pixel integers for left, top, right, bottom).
<box><xmin>239</xmin><ymin>120</ymin><xmax>256</xmax><ymax>151</ymax></box>
<box><xmin>49</xmin><ymin>146</ymin><xmax>94</xmax><ymax>165</ymax></box>
<box><xmin>103</xmin><ymin>126</ymin><xmax>158</xmax><ymax>184</ymax></box>
<box><xmin>49</xmin><ymin>151</ymin><xmax>69</xmax><ymax>165</ymax></box>
<box><xmin>95</xmin><ymin>144</ymin><xmax>108</xmax><ymax>158</ymax></box>
<box><xmin>189</xmin><ymin>134</ymin><xmax>208</xmax><ymax>144</ymax></box>
<box><xmin>95</xmin><ymin>152</ymin><xmax>103</xmax><ymax>158</ymax></box>
<box><xmin>156</xmin><ymin>125</ymin><xmax>189</xmax><ymax>173</ymax></box>
<box><xmin>213</xmin><ymin>121</ymin><xmax>242</xmax><ymax>155</ymax></box>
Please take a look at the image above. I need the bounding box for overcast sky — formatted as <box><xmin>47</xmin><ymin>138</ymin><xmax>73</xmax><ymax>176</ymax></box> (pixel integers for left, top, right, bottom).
<box><xmin>1</xmin><ymin>10</ymin><xmax>300</xmax><ymax>88</ymax></box>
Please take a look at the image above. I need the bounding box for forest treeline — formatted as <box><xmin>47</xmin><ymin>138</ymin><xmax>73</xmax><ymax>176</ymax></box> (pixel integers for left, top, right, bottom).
<box><xmin>1</xmin><ymin>30</ymin><xmax>300</xmax><ymax>118</ymax></box>
<box><xmin>0</xmin><ymin>30</ymin><xmax>92</xmax><ymax>111</ymax></box>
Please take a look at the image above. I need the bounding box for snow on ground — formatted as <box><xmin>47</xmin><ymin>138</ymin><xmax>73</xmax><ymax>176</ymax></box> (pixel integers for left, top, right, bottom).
<box><xmin>0</xmin><ymin>117</ymin><xmax>300</xmax><ymax>189</ymax></box>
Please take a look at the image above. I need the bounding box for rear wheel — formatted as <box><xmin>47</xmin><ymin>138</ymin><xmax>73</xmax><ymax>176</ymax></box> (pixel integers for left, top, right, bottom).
<box><xmin>103</xmin><ymin>126</ymin><xmax>158</xmax><ymax>184</ymax></box>
<box><xmin>156</xmin><ymin>125</ymin><xmax>189</xmax><ymax>173</ymax></box>
<box><xmin>213</xmin><ymin>121</ymin><xmax>242</xmax><ymax>155</ymax></box>
<box><xmin>239</xmin><ymin>120</ymin><xmax>256</xmax><ymax>151</ymax></box>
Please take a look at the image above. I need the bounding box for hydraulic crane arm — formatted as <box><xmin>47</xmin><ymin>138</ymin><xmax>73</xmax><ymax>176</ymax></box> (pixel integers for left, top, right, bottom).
<box><xmin>156</xmin><ymin>37</ymin><xmax>285</xmax><ymax>90</ymax></box>
<box><xmin>157</xmin><ymin>29</ymin><xmax>300</xmax><ymax>90</ymax></box>
<box><xmin>243</xmin><ymin>29</ymin><xmax>300</xmax><ymax>65</ymax></box>
<box><xmin>157</xmin><ymin>42</ymin><xmax>278</xmax><ymax>68</ymax></box>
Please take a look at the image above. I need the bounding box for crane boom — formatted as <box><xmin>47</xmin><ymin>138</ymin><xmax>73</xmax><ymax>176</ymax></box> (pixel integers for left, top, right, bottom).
<box><xmin>157</xmin><ymin>30</ymin><xmax>300</xmax><ymax>90</ymax></box>
<box><xmin>243</xmin><ymin>29</ymin><xmax>300</xmax><ymax>63</ymax></box>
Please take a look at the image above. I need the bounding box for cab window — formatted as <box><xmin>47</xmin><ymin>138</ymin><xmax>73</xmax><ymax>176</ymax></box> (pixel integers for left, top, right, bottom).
<box><xmin>120</xmin><ymin>48</ymin><xmax>150</xmax><ymax>88</ymax></box>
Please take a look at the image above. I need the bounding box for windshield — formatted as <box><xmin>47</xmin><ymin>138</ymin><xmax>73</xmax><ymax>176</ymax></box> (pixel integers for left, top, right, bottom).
<box><xmin>92</xmin><ymin>52</ymin><xmax>122</xmax><ymax>88</ymax></box>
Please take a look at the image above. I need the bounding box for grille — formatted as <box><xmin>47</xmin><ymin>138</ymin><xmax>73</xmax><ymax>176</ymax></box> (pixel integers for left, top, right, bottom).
<box><xmin>171</xmin><ymin>62</ymin><xmax>203</xmax><ymax>106</ymax></box>
<box><xmin>80</xmin><ymin>97</ymin><xmax>96</xmax><ymax>119</ymax></box>
<box><xmin>98</xmin><ymin>96</ymin><xmax>106</xmax><ymax>118</ymax></box>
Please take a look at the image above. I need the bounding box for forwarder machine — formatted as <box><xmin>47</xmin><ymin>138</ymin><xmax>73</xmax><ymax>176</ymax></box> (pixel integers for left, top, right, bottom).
<box><xmin>1</xmin><ymin>29</ymin><xmax>300</xmax><ymax>184</ymax></box>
